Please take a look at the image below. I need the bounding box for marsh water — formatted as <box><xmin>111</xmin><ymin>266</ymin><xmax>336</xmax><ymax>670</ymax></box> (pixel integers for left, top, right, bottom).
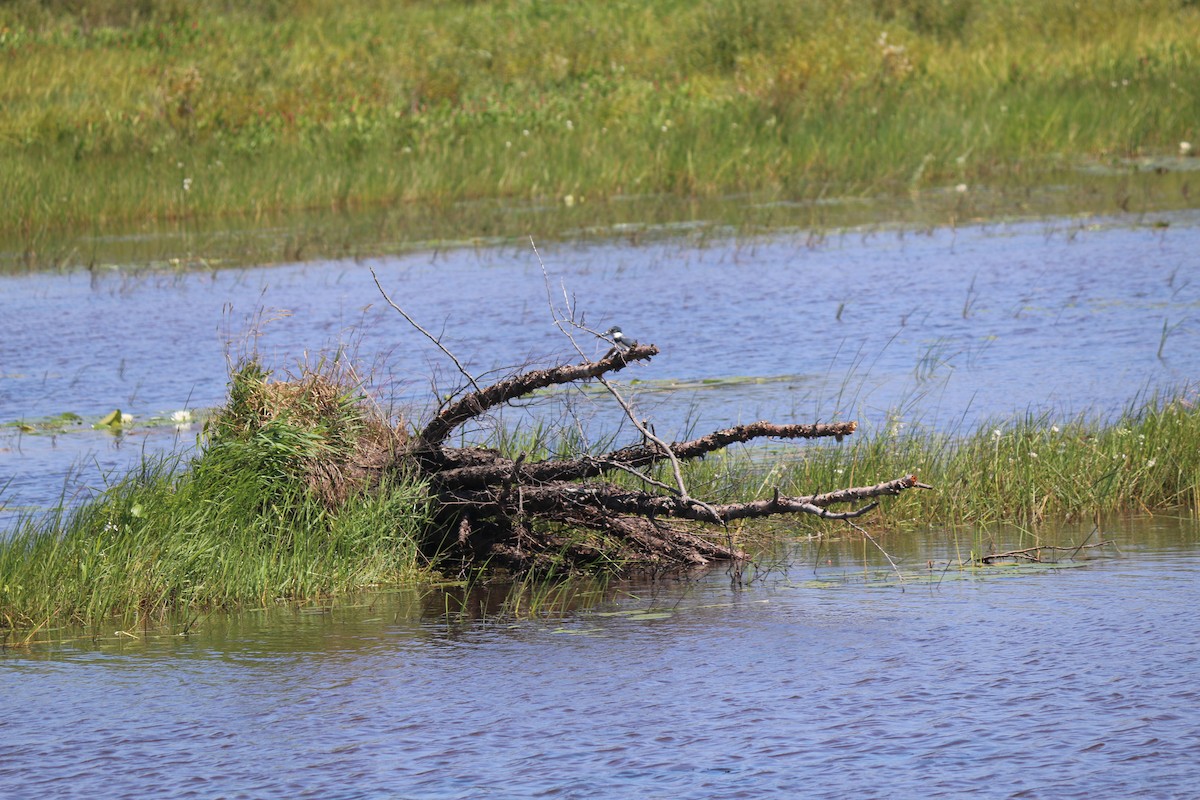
<box><xmin>2</xmin><ymin>213</ymin><xmax>1200</xmax><ymax>797</ymax></box>
<box><xmin>2</xmin><ymin>211</ymin><xmax>1198</xmax><ymax>513</ymax></box>
<box><xmin>2</xmin><ymin>517</ymin><xmax>1199</xmax><ymax>799</ymax></box>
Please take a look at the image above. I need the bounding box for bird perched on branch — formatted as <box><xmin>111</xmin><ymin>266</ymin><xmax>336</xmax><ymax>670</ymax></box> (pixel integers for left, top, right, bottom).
<box><xmin>603</xmin><ymin>326</ymin><xmax>636</xmax><ymax>350</ymax></box>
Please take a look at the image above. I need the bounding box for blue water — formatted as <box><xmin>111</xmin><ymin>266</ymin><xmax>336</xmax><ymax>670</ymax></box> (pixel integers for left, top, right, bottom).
<box><xmin>3</xmin><ymin>519</ymin><xmax>1198</xmax><ymax>799</ymax></box>
<box><xmin>3</xmin><ymin>213</ymin><xmax>1198</xmax><ymax>515</ymax></box>
<box><xmin>3</xmin><ymin>210</ymin><xmax>1199</xmax><ymax>797</ymax></box>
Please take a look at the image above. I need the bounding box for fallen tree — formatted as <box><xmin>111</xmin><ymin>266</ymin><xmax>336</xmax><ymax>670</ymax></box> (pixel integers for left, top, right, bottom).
<box><xmin>367</xmin><ymin>268</ymin><xmax>932</xmax><ymax>575</ymax></box>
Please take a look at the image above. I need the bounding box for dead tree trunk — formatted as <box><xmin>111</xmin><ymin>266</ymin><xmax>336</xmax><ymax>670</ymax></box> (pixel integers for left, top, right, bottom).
<box><xmin>397</xmin><ymin>342</ymin><xmax>930</xmax><ymax>574</ymax></box>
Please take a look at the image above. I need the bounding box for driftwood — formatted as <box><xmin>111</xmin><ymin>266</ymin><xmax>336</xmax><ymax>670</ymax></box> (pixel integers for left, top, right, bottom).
<box><xmin>978</xmin><ymin>541</ymin><xmax>1113</xmax><ymax>564</ymax></box>
<box><xmin>388</xmin><ymin>338</ymin><xmax>928</xmax><ymax>574</ymax></box>
<box><xmin>370</xmin><ymin>266</ymin><xmax>930</xmax><ymax>574</ymax></box>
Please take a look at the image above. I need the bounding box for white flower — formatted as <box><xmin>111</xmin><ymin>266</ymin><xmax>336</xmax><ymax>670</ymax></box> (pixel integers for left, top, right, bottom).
<box><xmin>1182</xmin><ymin>141</ymin><xmax>1194</xmax><ymax>156</ymax></box>
<box><xmin>1051</xmin><ymin>425</ymin><xmax>1060</xmax><ymax>433</ymax></box>
<box><xmin>182</xmin><ymin>177</ymin><xmax>192</xmax><ymax>192</ymax></box>
<box><xmin>565</xmin><ymin>119</ymin><xmax>574</xmax><ymax>130</ymax></box>
<box><xmin>1147</xmin><ymin>458</ymin><xmax>1157</xmax><ymax>468</ymax></box>
<box><xmin>955</xmin><ymin>183</ymin><xmax>968</xmax><ymax>193</ymax></box>
<box><xmin>991</xmin><ymin>429</ymin><xmax>1002</xmax><ymax>440</ymax></box>
<box><xmin>563</xmin><ymin>194</ymin><xmax>575</xmax><ymax>207</ymax></box>
<box><xmin>171</xmin><ymin>410</ymin><xmax>193</xmax><ymax>423</ymax></box>
<box><xmin>1029</xmin><ymin>452</ymin><xmax>1038</xmax><ymax>459</ymax></box>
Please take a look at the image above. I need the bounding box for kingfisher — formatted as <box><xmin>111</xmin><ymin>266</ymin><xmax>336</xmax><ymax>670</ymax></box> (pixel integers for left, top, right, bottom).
<box><xmin>603</xmin><ymin>326</ymin><xmax>635</xmax><ymax>349</ymax></box>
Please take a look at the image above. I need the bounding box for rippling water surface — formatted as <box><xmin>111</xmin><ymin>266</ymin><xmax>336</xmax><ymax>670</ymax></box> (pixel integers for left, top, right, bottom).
<box><xmin>3</xmin><ymin>519</ymin><xmax>1199</xmax><ymax>798</ymax></box>
<box><xmin>2</xmin><ymin>212</ymin><xmax>1199</xmax><ymax>511</ymax></box>
<box><xmin>2</xmin><ymin>214</ymin><xmax>1199</xmax><ymax>796</ymax></box>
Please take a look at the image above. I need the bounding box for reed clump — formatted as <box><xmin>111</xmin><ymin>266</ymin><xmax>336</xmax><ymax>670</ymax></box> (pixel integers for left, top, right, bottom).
<box><xmin>0</xmin><ymin>359</ymin><xmax>431</xmax><ymax>632</ymax></box>
<box><xmin>3</xmin><ymin>0</ymin><xmax>1199</xmax><ymax>267</ymax></box>
<box><xmin>777</xmin><ymin>391</ymin><xmax>1200</xmax><ymax>529</ymax></box>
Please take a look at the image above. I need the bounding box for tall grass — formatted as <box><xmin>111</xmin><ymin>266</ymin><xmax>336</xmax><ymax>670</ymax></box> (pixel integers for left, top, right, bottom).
<box><xmin>2</xmin><ymin>0</ymin><xmax>1198</xmax><ymax>267</ymax></box>
<box><xmin>0</xmin><ymin>360</ymin><xmax>432</xmax><ymax>632</ymax></box>
<box><xmin>778</xmin><ymin>391</ymin><xmax>1200</xmax><ymax>529</ymax></box>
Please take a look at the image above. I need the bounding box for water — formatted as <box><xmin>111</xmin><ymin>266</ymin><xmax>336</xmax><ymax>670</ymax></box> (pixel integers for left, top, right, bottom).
<box><xmin>3</xmin><ymin>517</ymin><xmax>1199</xmax><ymax>798</ymax></box>
<box><xmin>3</xmin><ymin>204</ymin><xmax>1199</xmax><ymax>795</ymax></box>
<box><xmin>3</xmin><ymin>212</ymin><xmax>1198</xmax><ymax>513</ymax></box>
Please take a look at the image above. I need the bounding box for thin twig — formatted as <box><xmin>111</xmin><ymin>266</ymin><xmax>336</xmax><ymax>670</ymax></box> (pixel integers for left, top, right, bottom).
<box><xmin>370</xmin><ymin>266</ymin><xmax>483</xmax><ymax>395</ymax></box>
<box><xmin>845</xmin><ymin>518</ymin><xmax>906</xmax><ymax>590</ymax></box>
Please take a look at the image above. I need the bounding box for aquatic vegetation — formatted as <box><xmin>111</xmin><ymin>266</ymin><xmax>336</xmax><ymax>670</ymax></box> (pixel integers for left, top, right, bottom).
<box><xmin>0</xmin><ymin>360</ymin><xmax>432</xmax><ymax>631</ymax></box>
<box><xmin>778</xmin><ymin>389</ymin><xmax>1200</xmax><ymax>528</ymax></box>
<box><xmin>3</xmin><ymin>0</ymin><xmax>1200</xmax><ymax>269</ymax></box>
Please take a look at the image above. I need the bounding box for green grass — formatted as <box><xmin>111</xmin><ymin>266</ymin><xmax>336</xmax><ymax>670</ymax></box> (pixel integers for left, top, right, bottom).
<box><xmin>0</xmin><ymin>360</ymin><xmax>433</xmax><ymax>632</ymax></box>
<box><xmin>772</xmin><ymin>390</ymin><xmax>1200</xmax><ymax>530</ymax></box>
<box><xmin>2</xmin><ymin>0</ymin><xmax>1198</xmax><ymax>268</ymax></box>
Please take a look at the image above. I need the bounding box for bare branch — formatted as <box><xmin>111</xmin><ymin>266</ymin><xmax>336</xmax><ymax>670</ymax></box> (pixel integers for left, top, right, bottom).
<box><xmin>431</xmin><ymin>420</ymin><xmax>862</xmax><ymax>489</ymax></box>
<box><xmin>419</xmin><ymin>344</ymin><xmax>659</xmax><ymax>447</ymax></box>
<box><xmin>441</xmin><ymin>474</ymin><xmax>928</xmax><ymax>524</ymax></box>
<box><xmin>370</xmin><ymin>266</ymin><xmax>483</xmax><ymax>395</ymax></box>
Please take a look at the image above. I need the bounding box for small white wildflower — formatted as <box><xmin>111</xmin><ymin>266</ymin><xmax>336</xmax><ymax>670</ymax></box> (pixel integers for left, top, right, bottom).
<box><xmin>565</xmin><ymin>119</ymin><xmax>574</xmax><ymax>130</ymax></box>
<box><xmin>505</xmin><ymin>141</ymin><xmax>512</xmax><ymax>148</ymax></box>
<box><xmin>171</xmin><ymin>410</ymin><xmax>193</xmax><ymax>423</ymax></box>
<box><xmin>563</xmin><ymin>194</ymin><xmax>575</xmax><ymax>207</ymax></box>
<box><xmin>661</xmin><ymin>125</ymin><xmax>668</xmax><ymax>132</ymax></box>
<box><xmin>522</xmin><ymin>129</ymin><xmax>530</xmax><ymax>136</ymax></box>
<box><xmin>402</xmin><ymin>146</ymin><xmax>412</xmax><ymax>154</ymax></box>
<box><xmin>1181</xmin><ymin>141</ymin><xmax>1193</xmax><ymax>156</ymax></box>
<box><xmin>120</xmin><ymin>412</ymin><xmax>134</xmax><ymax>424</ymax></box>
<box><xmin>955</xmin><ymin>183</ymin><xmax>968</xmax><ymax>193</ymax></box>
<box><xmin>1029</xmin><ymin>452</ymin><xmax>1038</xmax><ymax>459</ymax></box>
<box><xmin>182</xmin><ymin>177</ymin><xmax>192</xmax><ymax>192</ymax></box>
<box><xmin>1051</xmin><ymin>425</ymin><xmax>1060</xmax><ymax>433</ymax></box>
<box><xmin>991</xmin><ymin>429</ymin><xmax>1002</xmax><ymax>440</ymax></box>
<box><xmin>1147</xmin><ymin>458</ymin><xmax>1157</xmax><ymax>468</ymax></box>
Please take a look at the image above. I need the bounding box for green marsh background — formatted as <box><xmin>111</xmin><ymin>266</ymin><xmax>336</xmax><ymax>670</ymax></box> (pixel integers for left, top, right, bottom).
<box><xmin>2</xmin><ymin>0</ymin><xmax>1199</xmax><ymax>268</ymax></box>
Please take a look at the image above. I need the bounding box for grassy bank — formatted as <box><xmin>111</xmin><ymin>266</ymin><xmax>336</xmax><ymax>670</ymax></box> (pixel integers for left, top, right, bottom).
<box><xmin>0</xmin><ymin>361</ymin><xmax>432</xmax><ymax>633</ymax></box>
<box><xmin>2</xmin><ymin>0</ymin><xmax>1198</xmax><ymax>268</ymax></box>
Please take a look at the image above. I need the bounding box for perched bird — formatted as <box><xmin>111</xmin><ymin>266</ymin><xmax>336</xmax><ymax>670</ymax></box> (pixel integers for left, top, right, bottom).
<box><xmin>603</xmin><ymin>325</ymin><xmax>636</xmax><ymax>349</ymax></box>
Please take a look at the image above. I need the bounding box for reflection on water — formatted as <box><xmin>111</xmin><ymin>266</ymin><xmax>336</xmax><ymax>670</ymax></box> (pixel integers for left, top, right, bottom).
<box><xmin>3</xmin><ymin>518</ymin><xmax>1198</xmax><ymax>798</ymax></box>
<box><xmin>2</xmin><ymin>212</ymin><xmax>1198</xmax><ymax>513</ymax></box>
